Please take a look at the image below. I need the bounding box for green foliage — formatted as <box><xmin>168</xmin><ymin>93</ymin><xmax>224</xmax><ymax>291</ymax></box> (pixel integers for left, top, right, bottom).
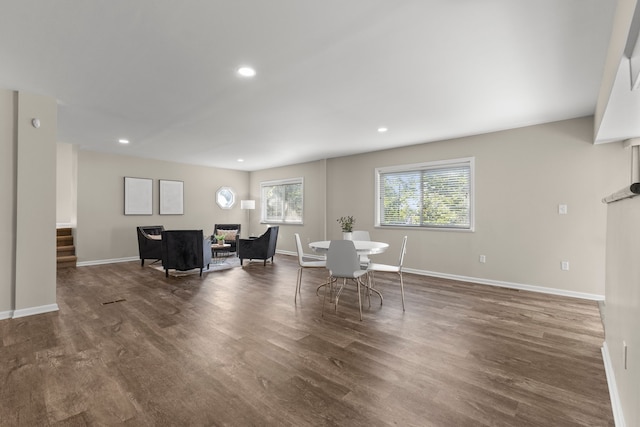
<box><xmin>337</xmin><ymin>216</ymin><xmax>355</xmax><ymax>232</ymax></box>
<box><xmin>263</xmin><ymin>182</ymin><xmax>303</xmax><ymax>222</ymax></box>
<box><xmin>381</xmin><ymin>167</ymin><xmax>470</xmax><ymax>228</ymax></box>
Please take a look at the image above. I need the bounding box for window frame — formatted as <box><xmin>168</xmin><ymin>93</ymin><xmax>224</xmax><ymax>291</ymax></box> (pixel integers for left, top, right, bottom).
<box><xmin>215</xmin><ymin>186</ymin><xmax>236</xmax><ymax>209</ymax></box>
<box><xmin>260</xmin><ymin>177</ymin><xmax>304</xmax><ymax>224</ymax></box>
<box><xmin>375</xmin><ymin>157</ymin><xmax>475</xmax><ymax>231</ymax></box>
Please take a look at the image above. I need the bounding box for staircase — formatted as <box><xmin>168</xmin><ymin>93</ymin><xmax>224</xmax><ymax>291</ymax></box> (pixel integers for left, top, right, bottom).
<box><xmin>57</xmin><ymin>227</ymin><xmax>77</xmax><ymax>269</ymax></box>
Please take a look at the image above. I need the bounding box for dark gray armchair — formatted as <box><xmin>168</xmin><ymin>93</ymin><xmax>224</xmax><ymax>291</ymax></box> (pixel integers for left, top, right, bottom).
<box><xmin>161</xmin><ymin>230</ymin><xmax>212</xmax><ymax>277</ymax></box>
<box><xmin>238</xmin><ymin>226</ymin><xmax>279</xmax><ymax>266</ymax></box>
<box><xmin>213</xmin><ymin>223</ymin><xmax>241</xmax><ymax>255</ymax></box>
<box><xmin>137</xmin><ymin>225</ymin><xmax>164</xmax><ymax>266</ymax></box>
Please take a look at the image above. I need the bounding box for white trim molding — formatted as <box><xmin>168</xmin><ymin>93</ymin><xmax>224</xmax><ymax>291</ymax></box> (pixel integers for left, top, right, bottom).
<box><xmin>77</xmin><ymin>256</ymin><xmax>138</xmax><ymax>267</ymax></box>
<box><xmin>0</xmin><ymin>310</ymin><xmax>13</xmax><ymax>320</ymax></box>
<box><xmin>403</xmin><ymin>267</ymin><xmax>605</xmax><ymax>301</ymax></box>
<box><xmin>602</xmin><ymin>342</ymin><xmax>626</xmax><ymax>427</ymax></box>
<box><xmin>12</xmin><ymin>303</ymin><xmax>59</xmax><ymax>319</ymax></box>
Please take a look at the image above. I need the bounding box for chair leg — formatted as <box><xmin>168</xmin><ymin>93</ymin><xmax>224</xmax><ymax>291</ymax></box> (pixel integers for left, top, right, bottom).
<box><xmin>357</xmin><ymin>278</ymin><xmax>363</xmax><ymax>321</ymax></box>
<box><xmin>321</xmin><ymin>275</ymin><xmax>332</xmax><ymax>317</ymax></box>
<box><xmin>399</xmin><ymin>272</ymin><xmax>405</xmax><ymax>311</ymax></box>
<box><xmin>199</xmin><ymin>268</ymin><xmax>203</xmax><ymax>277</ymax></box>
<box><xmin>141</xmin><ymin>259</ymin><xmax>145</xmax><ymax>267</ymax></box>
<box><xmin>366</xmin><ymin>272</ymin><xmax>372</xmax><ymax>308</ymax></box>
<box><xmin>165</xmin><ymin>269</ymin><xmax>169</xmax><ymax>278</ymax></box>
<box><xmin>365</xmin><ymin>271</ymin><xmax>383</xmax><ymax>306</ymax></box>
<box><xmin>295</xmin><ymin>267</ymin><xmax>302</xmax><ymax>303</ymax></box>
<box><xmin>316</xmin><ymin>277</ymin><xmax>333</xmax><ymax>296</ymax></box>
<box><xmin>335</xmin><ymin>279</ymin><xmax>347</xmax><ymax>312</ymax></box>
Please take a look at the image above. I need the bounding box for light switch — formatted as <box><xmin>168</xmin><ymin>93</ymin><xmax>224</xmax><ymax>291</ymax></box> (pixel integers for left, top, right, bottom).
<box><xmin>558</xmin><ymin>204</ymin><xmax>568</xmax><ymax>215</ymax></box>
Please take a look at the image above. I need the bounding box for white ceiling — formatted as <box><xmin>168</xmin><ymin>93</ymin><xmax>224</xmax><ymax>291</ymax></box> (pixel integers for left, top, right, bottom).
<box><xmin>0</xmin><ymin>0</ymin><xmax>617</xmax><ymax>171</ymax></box>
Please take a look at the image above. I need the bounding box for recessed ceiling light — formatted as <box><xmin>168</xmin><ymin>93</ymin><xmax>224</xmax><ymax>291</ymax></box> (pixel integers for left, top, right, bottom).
<box><xmin>377</xmin><ymin>127</ymin><xmax>388</xmax><ymax>133</ymax></box>
<box><xmin>118</xmin><ymin>139</ymin><xmax>130</xmax><ymax>144</ymax></box>
<box><xmin>237</xmin><ymin>67</ymin><xmax>256</xmax><ymax>78</ymax></box>
<box><xmin>237</xmin><ymin>158</ymin><xmax>244</xmax><ymax>162</ymax></box>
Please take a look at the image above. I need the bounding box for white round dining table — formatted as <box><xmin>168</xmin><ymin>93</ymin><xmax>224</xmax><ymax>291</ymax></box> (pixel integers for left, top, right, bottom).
<box><xmin>309</xmin><ymin>240</ymin><xmax>389</xmax><ymax>255</ymax></box>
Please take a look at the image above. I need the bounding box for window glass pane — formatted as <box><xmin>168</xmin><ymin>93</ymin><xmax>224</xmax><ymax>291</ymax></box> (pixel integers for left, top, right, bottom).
<box><xmin>422</xmin><ymin>166</ymin><xmax>470</xmax><ymax>228</ymax></box>
<box><xmin>283</xmin><ymin>183</ymin><xmax>303</xmax><ymax>222</ymax></box>
<box><xmin>261</xmin><ymin>178</ymin><xmax>303</xmax><ymax>224</ymax></box>
<box><xmin>378</xmin><ymin>159</ymin><xmax>473</xmax><ymax>230</ymax></box>
<box><xmin>380</xmin><ymin>171</ymin><xmax>421</xmax><ymax>225</ymax></box>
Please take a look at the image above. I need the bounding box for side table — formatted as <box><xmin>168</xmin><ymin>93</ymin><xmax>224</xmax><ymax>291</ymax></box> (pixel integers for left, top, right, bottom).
<box><xmin>211</xmin><ymin>243</ymin><xmax>231</xmax><ymax>263</ymax></box>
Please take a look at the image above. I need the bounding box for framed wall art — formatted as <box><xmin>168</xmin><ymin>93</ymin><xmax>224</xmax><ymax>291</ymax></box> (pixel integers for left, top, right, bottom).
<box><xmin>124</xmin><ymin>177</ymin><xmax>153</xmax><ymax>215</ymax></box>
<box><xmin>160</xmin><ymin>179</ymin><xmax>184</xmax><ymax>215</ymax></box>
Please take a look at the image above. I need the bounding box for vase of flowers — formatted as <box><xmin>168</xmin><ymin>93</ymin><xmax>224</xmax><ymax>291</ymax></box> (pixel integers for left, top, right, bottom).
<box><xmin>337</xmin><ymin>216</ymin><xmax>355</xmax><ymax>240</ymax></box>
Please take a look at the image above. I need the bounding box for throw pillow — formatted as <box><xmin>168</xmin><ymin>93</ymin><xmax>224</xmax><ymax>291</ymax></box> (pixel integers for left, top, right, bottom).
<box><xmin>217</xmin><ymin>229</ymin><xmax>237</xmax><ymax>241</ymax></box>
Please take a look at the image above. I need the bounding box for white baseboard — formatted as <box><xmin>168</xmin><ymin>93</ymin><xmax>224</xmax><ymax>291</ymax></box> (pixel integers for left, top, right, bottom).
<box><xmin>602</xmin><ymin>342</ymin><xmax>626</xmax><ymax>427</ymax></box>
<box><xmin>77</xmin><ymin>256</ymin><xmax>138</xmax><ymax>267</ymax></box>
<box><xmin>12</xmin><ymin>303</ymin><xmax>59</xmax><ymax>319</ymax></box>
<box><xmin>276</xmin><ymin>249</ymin><xmax>299</xmax><ymax>258</ymax></box>
<box><xmin>0</xmin><ymin>310</ymin><xmax>13</xmax><ymax>320</ymax></box>
<box><xmin>404</xmin><ymin>268</ymin><xmax>605</xmax><ymax>301</ymax></box>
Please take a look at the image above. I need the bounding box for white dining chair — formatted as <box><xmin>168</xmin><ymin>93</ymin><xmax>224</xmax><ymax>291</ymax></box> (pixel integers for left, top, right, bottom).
<box><xmin>351</xmin><ymin>230</ymin><xmax>372</xmax><ymax>268</ymax></box>
<box><xmin>294</xmin><ymin>233</ymin><xmax>326</xmax><ymax>304</ymax></box>
<box><xmin>324</xmin><ymin>240</ymin><xmax>368</xmax><ymax>321</ymax></box>
<box><xmin>367</xmin><ymin>235</ymin><xmax>408</xmax><ymax>311</ymax></box>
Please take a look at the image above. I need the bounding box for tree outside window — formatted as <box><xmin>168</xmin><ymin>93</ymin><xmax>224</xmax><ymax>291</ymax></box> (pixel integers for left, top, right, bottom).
<box><xmin>377</xmin><ymin>158</ymin><xmax>473</xmax><ymax>230</ymax></box>
<box><xmin>261</xmin><ymin>178</ymin><xmax>303</xmax><ymax>224</ymax></box>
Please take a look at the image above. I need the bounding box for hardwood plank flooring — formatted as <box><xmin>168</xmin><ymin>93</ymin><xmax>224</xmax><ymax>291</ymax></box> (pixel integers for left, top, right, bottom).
<box><xmin>0</xmin><ymin>255</ymin><xmax>613</xmax><ymax>426</ymax></box>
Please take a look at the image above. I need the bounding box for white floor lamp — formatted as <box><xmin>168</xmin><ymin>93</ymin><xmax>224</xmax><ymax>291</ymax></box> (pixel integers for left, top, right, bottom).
<box><xmin>240</xmin><ymin>200</ymin><xmax>256</xmax><ymax>237</ymax></box>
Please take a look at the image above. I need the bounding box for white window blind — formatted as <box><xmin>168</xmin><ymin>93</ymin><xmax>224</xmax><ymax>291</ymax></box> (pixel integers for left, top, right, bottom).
<box><xmin>376</xmin><ymin>158</ymin><xmax>474</xmax><ymax>230</ymax></box>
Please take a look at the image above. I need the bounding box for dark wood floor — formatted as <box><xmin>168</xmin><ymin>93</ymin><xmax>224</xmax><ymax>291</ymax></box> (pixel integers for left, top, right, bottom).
<box><xmin>1</xmin><ymin>255</ymin><xmax>613</xmax><ymax>426</ymax></box>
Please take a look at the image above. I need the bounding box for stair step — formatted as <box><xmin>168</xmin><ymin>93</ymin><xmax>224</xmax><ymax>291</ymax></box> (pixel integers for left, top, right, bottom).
<box><xmin>57</xmin><ymin>235</ymin><xmax>73</xmax><ymax>246</ymax></box>
<box><xmin>56</xmin><ymin>228</ymin><xmax>75</xmax><ymax>267</ymax></box>
<box><xmin>56</xmin><ymin>227</ymin><xmax>73</xmax><ymax>237</ymax></box>
<box><xmin>57</xmin><ymin>255</ymin><xmax>77</xmax><ymax>269</ymax></box>
<box><xmin>57</xmin><ymin>245</ymin><xmax>75</xmax><ymax>256</ymax></box>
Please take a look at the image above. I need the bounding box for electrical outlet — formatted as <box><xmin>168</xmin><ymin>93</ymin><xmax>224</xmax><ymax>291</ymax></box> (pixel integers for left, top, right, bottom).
<box><xmin>558</xmin><ymin>204</ymin><xmax>568</xmax><ymax>214</ymax></box>
<box><xmin>479</xmin><ymin>255</ymin><xmax>486</xmax><ymax>263</ymax></box>
<box><xmin>561</xmin><ymin>261</ymin><xmax>570</xmax><ymax>271</ymax></box>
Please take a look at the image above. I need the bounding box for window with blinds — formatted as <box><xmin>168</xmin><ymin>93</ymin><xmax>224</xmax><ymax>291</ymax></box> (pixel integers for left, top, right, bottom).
<box><xmin>260</xmin><ymin>177</ymin><xmax>304</xmax><ymax>224</ymax></box>
<box><xmin>375</xmin><ymin>158</ymin><xmax>474</xmax><ymax>230</ymax></box>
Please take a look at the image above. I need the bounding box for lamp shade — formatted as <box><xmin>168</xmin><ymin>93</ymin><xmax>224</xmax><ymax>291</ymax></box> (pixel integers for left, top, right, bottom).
<box><xmin>240</xmin><ymin>200</ymin><xmax>256</xmax><ymax>210</ymax></box>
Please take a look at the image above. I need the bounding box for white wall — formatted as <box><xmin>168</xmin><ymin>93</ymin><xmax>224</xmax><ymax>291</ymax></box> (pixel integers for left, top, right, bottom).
<box><xmin>0</xmin><ymin>90</ymin><xmax>16</xmax><ymax>316</ymax></box>
<box><xmin>76</xmin><ymin>150</ymin><xmax>249</xmax><ymax>263</ymax></box>
<box><xmin>595</xmin><ymin>0</ymin><xmax>636</xmax><ymax>137</ymax></box>
<box><xmin>604</xmin><ymin>195</ymin><xmax>640</xmax><ymax>427</ymax></box>
<box><xmin>56</xmin><ymin>142</ymin><xmax>77</xmax><ymax>225</ymax></box>
<box><xmin>0</xmin><ymin>89</ymin><xmax>58</xmax><ymax>318</ymax></box>
<box><xmin>248</xmin><ymin>159</ymin><xmax>327</xmax><ymax>254</ymax></box>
